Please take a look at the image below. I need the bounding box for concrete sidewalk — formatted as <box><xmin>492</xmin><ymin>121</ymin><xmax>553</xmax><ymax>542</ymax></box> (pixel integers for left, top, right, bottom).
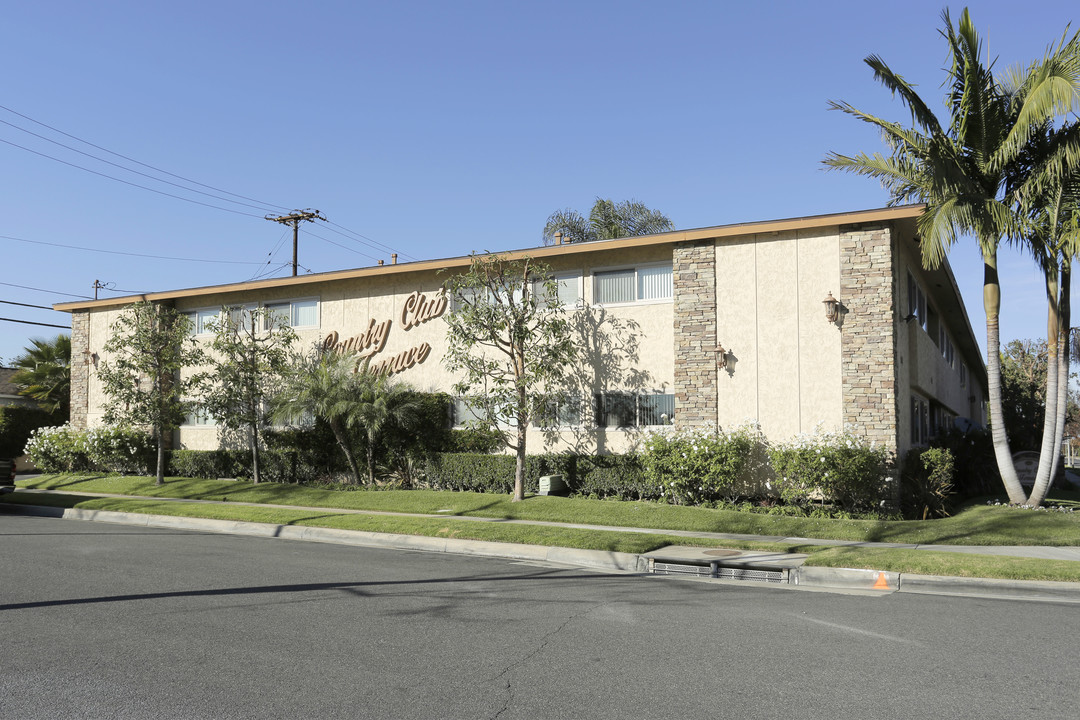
<box><xmin>5</xmin><ymin>488</ymin><xmax>1080</xmax><ymax>603</ymax></box>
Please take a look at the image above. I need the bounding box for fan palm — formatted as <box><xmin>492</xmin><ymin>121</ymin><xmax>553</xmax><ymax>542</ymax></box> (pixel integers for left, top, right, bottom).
<box><xmin>10</xmin><ymin>334</ymin><xmax>71</xmax><ymax>416</ymax></box>
<box><xmin>824</xmin><ymin>9</ymin><xmax>1080</xmax><ymax>504</ymax></box>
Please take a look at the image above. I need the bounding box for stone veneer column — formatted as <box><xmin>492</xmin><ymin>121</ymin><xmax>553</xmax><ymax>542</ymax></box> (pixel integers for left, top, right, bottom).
<box><xmin>839</xmin><ymin>225</ymin><xmax>898</xmax><ymax>454</ymax></box>
<box><xmin>673</xmin><ymin>240</ymin><xmax>718</xmax><ymax>428</ymax></box>
<box><xmin>69</xmin><ymin>310</ymin><xmax>90</xmax><ymax>429</ymax></box>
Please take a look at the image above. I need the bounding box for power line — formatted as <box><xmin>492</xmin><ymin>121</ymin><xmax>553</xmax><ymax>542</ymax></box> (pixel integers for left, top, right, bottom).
<box><xmin>0</xmin><ymin>316</ymin><xmax>70</xmax><ymax>329</ymax></box>
<box><xmin>0</xmin><ymin>137</ymin><xmax>264</xmax><ymax>218</ymax></box>
<box><xmin>324</xmin><ymin>221</ymin><xmax>416</xmax><ymax>260</ymax></box>
<box><xmin>0</xmin><ymin>299</ymin><xmax>54</xmax><ymax>310</ymax></box>
<box><xmin>0</xmin><ymin>281</ymin><xmax>92</xmax><ymax>300</ymax></box>
<box><xmin>265</xmin><ymin>210</ymin><xmax>327</xmax><ymax>276</ymax></box>
<box><xmin>0</xmin><ymin>104</ymin><xmax>291</xmax><ymax>213</ymax></box>
<box><xmin>0</xmin><ymin>117</ymin><xmax>279</xmax><ymax>214</ymax></box>
<box><xmin>2</xmin><ymin>234</ymin><xmax>265</xmax><ymax>266</ymax></box>
<box><xmin>306</xmin><ymin>228</ymin><xmax>381</xmax><ymax>263</ymax></box>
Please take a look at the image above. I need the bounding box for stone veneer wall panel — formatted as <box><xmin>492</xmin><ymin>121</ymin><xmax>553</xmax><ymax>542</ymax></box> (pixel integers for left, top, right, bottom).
<box><xmin>673</xmin><ymin>241</ymin><xmax>718</xmax><ymax>428</ymax></box>
<box><xmin>70</xmin><ymin>310</ymin><xmax>90</xmax><ymax>429</ymax></box>
<box><xmin>839</xmin><ymin>225</ymin><xmax>898</xmax><ymax>454</ymax></box>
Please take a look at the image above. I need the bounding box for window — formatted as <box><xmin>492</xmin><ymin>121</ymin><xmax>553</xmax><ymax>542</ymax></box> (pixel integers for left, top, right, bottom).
<box><xmin>911</xmin><ymin>394</ymin><xmax>929</xmax><ymax>446</ymax></box>
<box><xmin>264</xmin><ymin>298</ymin><xmax>319</xmax><ymax>329</ymax></box>
<box><xmin>537</xmin><ymin>395</ymin><xmax>582</xmax><ymax>428</ymax></box>
<box><xmin>184</xmin><ymin>308</ymin><xmax>221</xmax><ymax>336</ymax></box>
<box><xmin>184</xmin><ymin>408</ymin><xmax>216</xmax><ymax>426</ymax></box>
<box><xmin>908</xmin><ymin>272</ymin><xmax>927</xmax><ymax>330</ymax></box>
<box><xmin>938</xmin><ymin>326</ymin><xmax>956</xmax><ymax>367</ymax></box>
<box><xmin>593</xmin><ymin>264</ymin><xmax>672</xmax><ymax>305</ymax></box>
<box><xmin>959</xmin><ymin>363</ymin><xmax>968</xmax><ymax>388</ymax></box>
<box><xmin>531</xmin><ymin>272</ymin><xmax>580</xmax><ymax>307</ymax></box>
<box><xmin>594</xmin><ymin>393</ymin><xmax>675</xmax><ymax>428</ymax></box>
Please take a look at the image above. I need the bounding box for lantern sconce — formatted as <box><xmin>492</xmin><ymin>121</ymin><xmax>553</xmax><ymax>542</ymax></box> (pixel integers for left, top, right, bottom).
<box><xmin>822</xmin><ymin>291</ymin><xmax>840</xmax><ymax>324</ymax></box>
<box><xmin>715</xmin><ymin>344</ymin><xmax>736</xmax><ymax>375</ymax></box>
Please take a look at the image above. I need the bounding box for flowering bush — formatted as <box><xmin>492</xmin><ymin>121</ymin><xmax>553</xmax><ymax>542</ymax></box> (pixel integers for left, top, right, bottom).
<box><xmin>24</xmin><ymin>425</ymin><xmax>92</xmax><ymax>472</ymax></box>
<box><xmin>768</xmin><ymin>426</ymin><xmax>890</xmax><ymax>513</ymax></box>
<box><xmin>641</xmin><ymin>423</ymin><xmax>765</xmax><ymax>505</ymax></box>
<box><xmin>25</xmin><ymin>424</ymin><xmax>153</xmax><ymax>474</ymax></box>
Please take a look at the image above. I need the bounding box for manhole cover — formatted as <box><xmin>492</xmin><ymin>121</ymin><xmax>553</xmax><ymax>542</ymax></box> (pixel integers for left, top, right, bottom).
<box><xmin>702</xmin><ymin>549</ymin><xmax>742</xmax><ymax>558</ymax></box>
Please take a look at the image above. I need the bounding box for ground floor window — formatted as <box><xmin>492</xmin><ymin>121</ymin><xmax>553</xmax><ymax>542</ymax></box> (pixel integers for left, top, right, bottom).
<box><xmin>594</xmin><ymin>393</ymin><xmax>674</xmax><ymax>428</ymax></box>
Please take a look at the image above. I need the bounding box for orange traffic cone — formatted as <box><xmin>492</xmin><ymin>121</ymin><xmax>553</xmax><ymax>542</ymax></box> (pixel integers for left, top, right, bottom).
<box><xmin>873</xmin><ymin>572</ymin><xmax>890</xmax><ymax>590</ymax></box>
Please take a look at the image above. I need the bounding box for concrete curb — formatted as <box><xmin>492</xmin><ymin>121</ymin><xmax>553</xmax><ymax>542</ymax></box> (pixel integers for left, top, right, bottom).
<box><xmin>6</xmin><ymin>503</ymin><xmax>1079</xmax><ymax>601</ymax></box>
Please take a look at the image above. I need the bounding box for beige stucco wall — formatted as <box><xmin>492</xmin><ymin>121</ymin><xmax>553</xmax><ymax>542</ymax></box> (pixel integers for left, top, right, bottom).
<box><xmin>81</xmin><ymin>245</ymin><xmax>677</xmax><ymax>454</ymax></box>
<box><xmin>715</xmin><ymin>228</ymin><xmax>843</xmax><ymax>441</ymax></box>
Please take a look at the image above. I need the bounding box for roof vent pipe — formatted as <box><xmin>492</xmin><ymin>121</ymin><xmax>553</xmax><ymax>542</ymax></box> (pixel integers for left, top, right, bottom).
<box><xmin>554</xmin><ymin>231</ymin><xmax>563</xmax><ymax>246</ymax></box>
<box><xmin>392</xmin><ymin>253</ymin><xmax>398</xmax><ymax>264</ymax></box>
<box><xmin>378</xmin><ymin>259</ymin><xmax>384</xmax><ymax>266</ymax></box>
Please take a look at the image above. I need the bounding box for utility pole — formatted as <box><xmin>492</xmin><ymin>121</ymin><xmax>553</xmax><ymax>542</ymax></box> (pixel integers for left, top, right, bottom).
<box><xmin>265</xmin><ymin>209</ymin><xmax>327</xmax><ymax>276</ymax></box>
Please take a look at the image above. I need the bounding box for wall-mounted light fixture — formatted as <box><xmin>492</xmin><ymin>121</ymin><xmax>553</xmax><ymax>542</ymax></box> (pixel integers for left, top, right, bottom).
<box><xmin>822</xmin><ymin>292</ymin><xmax>840</xmax><ymax>324</ymax></box>
<box><xmin>715</xmin><ymin>344</ymin><xmax>735</xmax><ymax>374</ymax></box>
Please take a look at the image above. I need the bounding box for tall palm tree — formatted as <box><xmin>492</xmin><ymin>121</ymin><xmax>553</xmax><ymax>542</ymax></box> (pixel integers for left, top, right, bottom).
<box><xmin>824</xmin><ymin>9</ymin><xmax>1080</xmax><ymax>505</ymax></box>
<box><xmin>10</xmin><ymin>334</ymin><xmax>71</xmax><ymax>417</ymax></box>
<box><xmin>543</xmin><ymin>198</ymin><xmax>673</xmax><ymax>245</ymax></box>
<box><xmin>1013</xmin><ymin>121</ymin><xmax>1080</xmax><ymax>505</ymax></box>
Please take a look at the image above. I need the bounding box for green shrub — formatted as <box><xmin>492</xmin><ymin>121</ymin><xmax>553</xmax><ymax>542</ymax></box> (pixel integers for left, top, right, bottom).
<box><xmin>930</xmin><ymin>427</ymin><xmax>998</xmax><ymax>498</ymax></box>
<box><xmin>264</xmin><ymin>423</ymin><xmax>347</xmax><ymax>482</ymax></box>
<box><xmin>569</xmin><ymin>454</ymin><xmax>651</xmax><ymax>500</ymax></box>
<box><xmin>424</xmin><ymin>453</ymin><xmax>522</xmax><ymax>493</ymax></box>
<box><xmin>901</xmin><ymin>446</ymin><xmax>956</xmax><ymax>519</ymax></box>
<box><xmin>769</xmin><ymin>426</ymin><xmax>891</xmax><ymax>513</ymax></box>
<box><xmin>84</xmin><ymin>425</ymin><xmax>155</xmax><ymax>474</ymax></box>
<box><xmin>0</xmin><ymin>405</ymin><xmax>59</xmax><ymax>457</ymax></box>
<box><xmin>444</xmin><ymin>426</ymin><xmax>505</xmax><ymax>454</ymax></box>
<box><xmin>24</xmin><ymin>425</ymin><xmax>93</xmax><ymax>472</ymax></box>
<box><xmin>641</xmin><ymin>424</ymin><xmax>764</xmax><ymax>505</ymax></box>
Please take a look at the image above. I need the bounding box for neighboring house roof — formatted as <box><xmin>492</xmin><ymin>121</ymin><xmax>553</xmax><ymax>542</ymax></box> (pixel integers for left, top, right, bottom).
<box><xmin>0</xmin><ymin>367</ymin><xmax>29</xmax><ymax>407</ymax></box>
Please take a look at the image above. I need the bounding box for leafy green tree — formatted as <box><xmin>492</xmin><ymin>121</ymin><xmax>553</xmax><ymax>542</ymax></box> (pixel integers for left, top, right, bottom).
<box><xmin>203</xmin><ymin>306</ymin><xmax>297</xmax><ymax>484</ymax></box>
<box><xmin>824</xmin><ymin>8</ymin><xmax>1080</xmax><ymax>504</ymax></box>
<box><xmin>543</xmin><ymin>197</ymin><xmax>673</xmax><ymax>245</ymax></box>
<box><xmin>97</xmin><ymin>302</ymin><xmax>205</xmax><ymax>485</ymax></box>
<box><xmin>347</xmin><ymin>363</ymin><xmax>423</xmax><ymax>485</ymax></box>
<box><xmin>442</xmin><ymin>253</ymin><xmax>578</xmax><ymax>501</ymax></box>
<box><xmin>9</xmin><ymin>334</ymin><xmax>71</xmax><ymax>417</ymax></box>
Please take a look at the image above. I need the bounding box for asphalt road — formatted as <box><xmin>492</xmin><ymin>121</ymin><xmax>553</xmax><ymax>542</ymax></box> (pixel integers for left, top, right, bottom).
<box><xmin>2</xmin><ymin>514</ymin><xmax>1078</xmax><ymax>720</ymax></box>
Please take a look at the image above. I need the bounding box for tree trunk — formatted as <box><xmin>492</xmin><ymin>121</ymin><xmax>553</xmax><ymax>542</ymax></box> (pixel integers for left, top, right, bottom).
<box><xmin>1029</xmin><ymin>272</ymin><xmax>1061</xmax><ymax>505</ymax></box>
<box><xmin>251</xmin><ymin>428</ymin><xmax>261</xmax><ymax>485</ymax></box>
<box><xmin>512</xmin><ymin>382</ymin><xmax>527</xmax><ymax>502</ymax></box>
<box><xmin>984</xmin><ymin>256</ymin><xmax>1026</xmax><ymax>504</ymax></box>
<box><xmin>155</xmin><ymin>426</ymin><xmax>166</xmax><ymax>487</ymax></box>
<box><xmin>330</xmin><ymin>418</ymin><xmax>363</xmax><ymax>485</ymax></box>
<box><xmin>1031</xmin><ymin>264</ymin><xmax>1071</xmax><ymax>507</ymax></box>
<box><xmin>366</xmin><ymin>430</ymin><xmax>375</xmax><ymax>486</ymax></box>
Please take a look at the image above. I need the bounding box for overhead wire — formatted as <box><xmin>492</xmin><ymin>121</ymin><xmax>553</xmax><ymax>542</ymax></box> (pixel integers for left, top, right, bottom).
<box><xmin>0</xmin><ymin>281</ymin><xmax>93</xmax><ymax>300</ymax></box>
<box><xmin>0</xmin><ymin>137</ymin><xmax>264</xmax><ymax>218</ymax></box>
<box><xmin>0</xmin><ymin>317</ymin><xmax>70</xmax><ymax>329</ymax></box>
<box><xmin>0</xmin><ymin>117</ymin><xmax>280</xmax><ymax>214</ymax></box>
<box><xmin>2</xmin><ymin>234</ymin><xmax>265</xmax><ymax>265</ymax></box>
<box><xmin>0</xmin><ymin>104</ymin><xmax>291</xmax><ymax>213</ymax></box>
<box><xmin>305</xmin><ymin>228</ymin><xmax>381</xmax><ymax>263</ymax></box>
<box><xmin>0</xmin><ymin>299</ymin><xmax>54</xmax><ymax>310</ymax></box>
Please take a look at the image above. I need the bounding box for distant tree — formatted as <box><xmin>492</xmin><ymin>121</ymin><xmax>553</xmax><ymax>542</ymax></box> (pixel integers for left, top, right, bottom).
<box><xmin>97</xmin><ymin>302</ymin><xmax>205</xmax><ymax>485</ymax></box>
<box><xmin>10</xmin><ymin>334</ymin><xmax>71</xmax><ymax>417</ymax></box>
<box><xmin>543</xmin><ymin>197</ymin><xmax>673</xmax><ymax>245</ymax></box>
<box><xmin>442</xmin><ymin>253</ymin><xmax>578</xmax><ymax>501</ymax></box>
<box><xmin>204</xmin><ymin>306</ymin><xmax>297</xmax><ymax>484</ymax></box>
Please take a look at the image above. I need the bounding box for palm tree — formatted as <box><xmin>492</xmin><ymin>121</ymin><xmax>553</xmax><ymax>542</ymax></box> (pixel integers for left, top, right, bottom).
<box><xmin>10</xmin><ymin>334</ymin><xmax>71</xmax><ymax>417</ymax></box>
<box><xmin>349</xmin><ymin>369</ymin><xmax>422</xmax><ymax>485</ymax></box>
<box><xmin>271</xmin><ymin>351</ymin><xmax>422</xmax><ymax>485</ymax></box>
<box><xmin>824</xmin><ymin>9</ymin><xmax>1080</xmax><ymax>504</ymax></box>
<box><xmin>1012</xmin><ymin>121</ymin><xmax>1080</xmax><ymax>505</ymax></box>
<box><xmin>543</xmin><ymin>198</ymin><xmax>673</xmax><ymax>245</ymax></box>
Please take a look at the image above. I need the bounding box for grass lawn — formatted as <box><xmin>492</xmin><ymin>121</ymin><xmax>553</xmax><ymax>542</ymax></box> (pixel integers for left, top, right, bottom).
<box><xmin>7</xmin><ymin>474</ymin><xmax>1080</xmax><ymax>582</ymax></box>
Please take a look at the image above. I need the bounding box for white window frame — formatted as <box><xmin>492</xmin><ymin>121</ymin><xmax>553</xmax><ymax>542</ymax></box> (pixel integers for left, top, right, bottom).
<box><xmin>593</xmin><ymin>392</ymin><xmax>675</xmax><ymax>428</ymax></box>
<box><xmin>263</xmin><ymin>297</ymin><xmax>320</xmax><ymax>330</ymax></box>
<box><xmin>592</xmin><ymin>262</ymin><xmax>673</xmax><ymax>307</ymax></box>
<box><xmin>908</xmin><ymin>271</ymin><xmax>928</xmax><ymax>331</ymax></box>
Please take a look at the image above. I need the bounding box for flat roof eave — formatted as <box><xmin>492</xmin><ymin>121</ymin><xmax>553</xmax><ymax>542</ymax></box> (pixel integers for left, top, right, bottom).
<box><xmin>54</xmin><ymin>204</ymin><xmax>925</xmax><ymax>312</ymax></box>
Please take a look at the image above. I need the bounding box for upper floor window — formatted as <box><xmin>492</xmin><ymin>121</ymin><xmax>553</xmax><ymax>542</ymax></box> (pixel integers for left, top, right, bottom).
<box><xmin>593</xmin><ymin>264</ymin><xmax>673</xmax><ymax>305</ymax></box>
<box><xmin>907</xmin><ymin>271</ymin><xmax>927</xmax><ymax>331</ymax></box>
<box><xmin>531</xmin><ymin>272</ymin><xmax>581</xmax><ymax>307</ymax></box>
<box><xmin>184</xmin><ymin>298</ymin><xmax>319</xmax><ymax>336</ymax></box>
<box><xmin>938</xmin><ymin>326</ymin><xmax>956</xmax><ymax>368</ymax></box>
<box><xmin>264</xmin><ymin>298</ymin><xmax>319</xmax><ymax>329</ymax></box>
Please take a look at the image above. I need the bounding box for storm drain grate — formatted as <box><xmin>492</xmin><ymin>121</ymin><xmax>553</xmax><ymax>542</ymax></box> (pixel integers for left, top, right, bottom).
<box><xmin>652</xmin><ymin>562</ymin><xmax>784</xmax><ymax>583</ymax></box>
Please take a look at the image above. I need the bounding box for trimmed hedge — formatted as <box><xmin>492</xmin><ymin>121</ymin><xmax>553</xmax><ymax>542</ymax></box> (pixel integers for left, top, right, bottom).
<box><xmin>423</xmin><ymin>452</ymin><xmax>647</xmax><ymax>499</ymax></box>
<box><xmin>0</xmin><ymin>405</ymin><xmax>61</xmax><ymax>457</ymax></box>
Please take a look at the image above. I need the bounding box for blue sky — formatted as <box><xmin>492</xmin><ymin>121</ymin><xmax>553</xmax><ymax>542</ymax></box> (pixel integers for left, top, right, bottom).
<box><xmin>0</xmin><ymin>1</ymin><xmax>1074</xmax><ymax>364</ymax></box>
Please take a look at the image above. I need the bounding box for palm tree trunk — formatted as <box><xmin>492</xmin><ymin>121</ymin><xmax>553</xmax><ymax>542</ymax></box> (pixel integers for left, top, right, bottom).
<box><xmin>984</xmin><ymin>256</ymin><xmax>1027</xmax><ymax>504</ymax></box>
<box><xmin>329</xmin><ymin>417</ymin><xmax>363</xmax><ymax>485</ymax></box>
<box><xmin>1029</xmin><ymin>272</ymin><xmax>1061</xmax><ymax>505</ymax></box>
<box><xmin>1032</xmin><ymin>264</ymin><xmax>1071</xmax><ymax>506</ymax></box>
